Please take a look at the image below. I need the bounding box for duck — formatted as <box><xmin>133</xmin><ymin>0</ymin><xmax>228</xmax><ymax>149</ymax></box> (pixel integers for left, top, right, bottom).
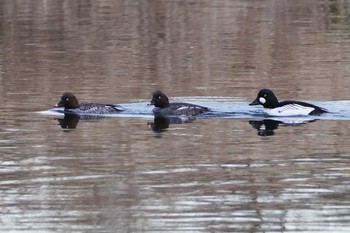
<box><xmin>249</xmin><ymin>89</ymin><xmax>327</xmax><ymax>116</ymax></box>
<box><xmin>150</xmin><ymin>90</ymin><xmax>210</xmax><ymax>116</ymax></box>
<box><xmin>54</xmin><ymin>92</ymin><xmax>124</xmax><ymax>114</ymax></box>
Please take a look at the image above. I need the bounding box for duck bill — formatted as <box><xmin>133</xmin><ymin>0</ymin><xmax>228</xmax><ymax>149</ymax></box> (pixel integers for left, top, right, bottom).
<box><xmin>54</xmin><ymin>102</ymin><xmax>63</xmax><ymax>108</ymax></box>
<box><xmin>249</xmin><ymin>98</ymin><xmax>260</xmax><ymax>106</ymax></box>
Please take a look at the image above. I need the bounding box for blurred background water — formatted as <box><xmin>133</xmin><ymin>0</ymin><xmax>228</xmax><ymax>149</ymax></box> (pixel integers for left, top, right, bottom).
<box><xmin>2</xmin><ymin>0</ymin><xmax>350</xmax><ymax>232</ymax></box>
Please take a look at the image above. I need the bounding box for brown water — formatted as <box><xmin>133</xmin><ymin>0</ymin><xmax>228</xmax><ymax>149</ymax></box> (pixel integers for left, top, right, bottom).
<box><xmin>2</xmin><ymin>0</ymin><xmax>350</xmax><ymax>232</ymax></box>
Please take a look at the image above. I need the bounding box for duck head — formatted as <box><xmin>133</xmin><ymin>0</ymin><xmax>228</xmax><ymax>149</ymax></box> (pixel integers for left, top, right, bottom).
<box><xmin>150</xmin><ymin>90</ymin><xmax>170</xmax><ymax>108</ymax></box>
<box><xmin>249</xmin><ymin>89</ymin><xmax>279</xmax><ymax>108</ymax></box>
<box><xmin>55</xmin><ymin>92</ymin><xmax>80</xmax><ymax>109</ymax></box>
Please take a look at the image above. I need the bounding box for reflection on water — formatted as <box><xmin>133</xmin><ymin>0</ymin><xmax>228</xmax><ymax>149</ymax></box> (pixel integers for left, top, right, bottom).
<box><xmin>2</xmin><ymin>0</ymin><xmax>350</xmax><ymax>232</ymax></box>
<box><xmin>148</xmin><ymin>115</ymin><xmax>196</xmax><ymax>134</ymax></box>
<box><xmin>250</xmin><ymin>119</ymin><xmax>280</xmax><ymax>136</ymax></box>
<box><xmin>4</xmin><ymin>116</ymin><xmax>350</xmax><ymax>232</ymax></box>
<box><xmin>249</xmin><ymin>118</ymin><xmax>317</xmax><ymax>136</ymax></box>
<box><xmin>56</xmin><ymin>114</ymin><xmax>80</xmax><ymax>129</ymax></box>
<box><xmin>56</xmin><ymin>113</ymin><xmax>112</xmax><ymax>130</ymax></box>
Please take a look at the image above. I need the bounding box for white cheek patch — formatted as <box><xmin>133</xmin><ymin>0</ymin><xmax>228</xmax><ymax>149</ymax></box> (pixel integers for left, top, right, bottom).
<box><xmin>259</xmin><ymin>97</ymin><xmax>266</xmax><ymax>104</ymax></box>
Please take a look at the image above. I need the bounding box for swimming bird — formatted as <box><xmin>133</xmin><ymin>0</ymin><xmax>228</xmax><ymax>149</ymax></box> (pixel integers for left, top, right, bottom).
<box><xmin>150</xmin><ymin>90</ymin><xmax>210</xmax><ymax>116</ymax></box>
<box><xmin>249</xmin><ymin>89</ymin><xmax>327</xmax><ymax>116</ymax></box>
<box><xmin>54</xmin><ymin>92</ymin><xmax>124</xmax><ymax>114</ymax></box>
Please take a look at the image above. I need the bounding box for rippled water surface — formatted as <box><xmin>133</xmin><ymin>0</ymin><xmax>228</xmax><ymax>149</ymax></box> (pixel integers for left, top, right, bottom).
<box><xmin>2</xmin><ymin>0</ymin><xmax>350</xmax><ymax>232</ymax></box>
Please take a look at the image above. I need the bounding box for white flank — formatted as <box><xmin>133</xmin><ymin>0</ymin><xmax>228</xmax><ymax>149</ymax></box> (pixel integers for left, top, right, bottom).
<box><xmin>264</xmin><ymin>104</ymin><xmax>314</xmax><ymax>116</ymax></box>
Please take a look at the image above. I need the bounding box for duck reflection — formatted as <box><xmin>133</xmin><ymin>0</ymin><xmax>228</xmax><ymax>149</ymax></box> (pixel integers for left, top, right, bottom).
<box><xmin>249</xmin><ymin>118</ymin><xmax>317</xmax><ymax>136</ymax></box>
<box><xmin>57</xmin><ymin>114</ymin><xmax>80</xmax><ymax>129</ymax></box>
<box><xmin>56</xmin><ymin>114</ymin><xmax>108</xmax><ymax>130</ymax></box>
<box><xmin>148</xmin><ymin>115</ymin><xmax>195</xmax><ymax>133</ymax></box>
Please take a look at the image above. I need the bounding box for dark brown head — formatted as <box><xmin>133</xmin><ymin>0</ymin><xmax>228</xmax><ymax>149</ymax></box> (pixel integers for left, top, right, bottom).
<box><xmin>54</xmin><ymin>92</ymin><xmax>80</xmax><ymax>109</ymax></box>
<box><xmin>150</xmin><ymin>90</ymin><xmax>170</xmax><ymax>108</ymax></box>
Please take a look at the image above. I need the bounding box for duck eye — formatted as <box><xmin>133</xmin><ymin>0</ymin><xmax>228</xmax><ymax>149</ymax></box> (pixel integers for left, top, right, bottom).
<box><xmin>66</xmin><ymin>98</ymin><xmax>69</xmax><ymax>101</ymax></box>
<box><xmin>263</xmin><ymin>94</ymin><xmax>268</xmax><ymax>98</ymax></box>
<box><xmin>158</xmin><ymin>96</ymin><xmax>162</xmax><ymax>99</ymax></box>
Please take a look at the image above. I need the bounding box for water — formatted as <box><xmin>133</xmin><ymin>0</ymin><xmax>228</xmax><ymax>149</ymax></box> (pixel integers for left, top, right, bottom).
<box><xmin>2</xmin><ymin>0</ymin><xmax>350</xmax><ymax>232</ymax></box>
